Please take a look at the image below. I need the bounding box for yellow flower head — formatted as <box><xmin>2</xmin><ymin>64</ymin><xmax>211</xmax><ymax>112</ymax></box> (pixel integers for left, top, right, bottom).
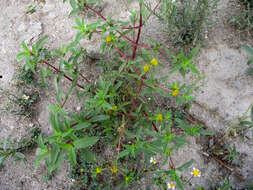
<box><xmin>191</xmin><ymin>168</ymin><xmax>201</xmax><ymax>177</ymax></box>
<box><xmin>113</xmin><ymin>105</ymin><xmax>118</xmax><ymax>111</ymax></box>
<box><xmin>96</xmin><ymin>167</ymin><xmax>102</xmax><ymax>174</ymax></box>
<box><xmin>167</xmin><ymin>182</ymin><xmax>176</xmax><ymax>189</ymax></box>
<box><xmin>125</xmin><ymin>176</ymin><xmax>130</xmax><ymax>182</ymax></box>
<box><xmin>150</xmin><ymin>157</ymin><xmax>157</xmax><ymax>164</ymax></box>
<box><xmin>110</xmin><ymin>166</ymin><xmax>118</xmax><ymax>173</ymax></box>
<box><xmin>172</xmin><ymin>89</ymin><xmax>179</xmax><ymax>96</ymax></box>
<box><xmin>150</xmin><ymin>58</ymin><xmax>159</xmax><ymax>66</ymax></box>
<box><xmin>143</xmin><ymin>64</ymin><xmax>151</xmax><ymax>73</ymax></box>
<box><xmin>156</xmin><ymin>113</ymin><xmax>163</xmax><ymax>121</ymax></box>
<box><xmin>106</xmin><ymin>35</ymin><xmax>113</xmax><ymax>43</ymax></box>
<box><xmin>80</xmin><ymin>168</ymin><xmax>84</xmax><ymax>173</ymax></box>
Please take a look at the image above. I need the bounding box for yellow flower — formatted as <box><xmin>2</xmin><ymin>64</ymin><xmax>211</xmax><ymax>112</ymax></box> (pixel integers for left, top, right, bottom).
<box><xmin>143</xmin><ymin>64</ymin><xmax>151</xmax><ymax>72</ymax></box>
<box><xmin>150</xmin><ymin>157</ymin><xmax>157</xmax><ymax>164</ymax></box>
<box><xmin>110</xmin><ymin>166</ymin><xmax>118</xmax><ymax>173</ymax></box>
<box><xmin>125</xmin><ymin>176</ymin><xmax>130</xmax><ymax>182</ymax></box>
<box><xmin>150</xmin><ymin>58</ymin><xmax>159</xmax><ymax>66</ymax></box>
<box><xmin>113</xmin><ymin>105</ymin><xmax>118</xmax><ymax>111</ymax></box>
<box><xmin>106</xmin><ymin>36</ymin><xmax>113</xmax><ymax>43</ymax></box>
<box><xmin>172</xmin><ymin>89</ymin><xmax>179</xmax><ymax>96</ymax></box>
<box><xmin>80</xmin><ymin>168</ymin><xmax>84</xmax><ymax>173</ymax></box>
<box><xmin>156</xmin><ymin>113</ymin><xmax>163</xmax><ymax>121</ymax></box>
<box><xmin>191</xmin><ymin>168</ymin><xmax>201</xmax><ymax>177</ymax></box>
<box><xmin>167</xmin><ymin>182</ymin><xmax>176</xmax><ymax>189</ymax></box>
<box><xmin>96</xmin><ymin>167</ymin><xmax>102</xmax><ymax>174</ymax></box>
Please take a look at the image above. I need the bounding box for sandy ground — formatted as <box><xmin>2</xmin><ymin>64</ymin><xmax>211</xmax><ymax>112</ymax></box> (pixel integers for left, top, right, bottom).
<box><xmin>0</xmin><ymin>0</ymin><xmax>252</xmax><ymax>189</ymax></box>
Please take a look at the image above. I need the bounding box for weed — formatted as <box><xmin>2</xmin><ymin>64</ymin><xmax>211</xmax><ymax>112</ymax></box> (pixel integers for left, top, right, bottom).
<box><xmin>228</xmin><ymin>0</ymin><xmax>253</xmax><ymax>34</ymax></box>
<box><xmin>0</xmin><ymin>88</ymin><xmax>39</xmax><ymax>118</ymax></box>
<box><xmin>17</xmin><ymin>0</ymin><xmax>213</xmax><ymax>189</ymax></box>
<box><xmin>143</xmin><ymin>0</ymin><xmax>219</xmax><ymax>46</ymax></box>
<box><xmin>0</xmin><ymin>127</ymin><xmax>41</xmax><ymax>168</ymax></box>
<box><xmin>26</xmin><ymin>5</ymin><xmax>36</xmax><ymax>14</ymax></box>
<box><xmin>17</xmin><ymin>67</ymin><xmax>35</xmax><ymax>86</ymax></box>
<box><xmin>242</xmin><ymin>45</ymin><xmax>253</xmax><ymax>75</ymax></box>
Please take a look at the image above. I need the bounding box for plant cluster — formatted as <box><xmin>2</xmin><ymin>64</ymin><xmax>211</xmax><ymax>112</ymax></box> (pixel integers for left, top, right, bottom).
<box><xmin>228</xmin><ymin>0</ymin><xmax>253</xmax><ymax>34</ymax></box>
<box><xmin>0</xmin><ymin>127</ymin><xmax>41</xmax><ymax>168</ymax></box>
<box><xmin>17</xmin><ymin>0</ymin><xmax>213</xmax><ymax>189</ymax></box>
<box><xmin>0</xmin><ymin>88</ymin><xmax>39</xmax><ymax>118</ymax></box>
<box><xmin>143</xmin><ymin>0</ymin><xmax>219</xmax><ymax>46</ymax></box>
<box><xmin>243</xmin><ymin>45</ymin><xmax>253</xmax><ymax>75</ymax></box>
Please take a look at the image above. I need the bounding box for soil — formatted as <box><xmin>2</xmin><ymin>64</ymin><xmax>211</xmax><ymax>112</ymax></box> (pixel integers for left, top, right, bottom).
<box><xmin>0</xmin><ymin>0</ymin><xmax>252</xmax><ymax>189</ymax></box>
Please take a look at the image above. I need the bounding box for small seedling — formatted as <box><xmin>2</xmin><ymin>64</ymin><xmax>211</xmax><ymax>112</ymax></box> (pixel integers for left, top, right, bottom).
<box><xmin>26</xmin><ymin>5</ymin><xmax>37</xmax><ymax>14</ymax></box>
<box><xmin>143</xmin><ymin>0</ymin><xmax>219</xmax><ymax>46</ymax></box>
<box><xmin>0</xmin><ymin>88</ymin><xmax>39</xmax><ymax>118</ymax></box>
<box><xmin>0</xmin><ymin>127</ymin><xmax>41</xmax><ymax>168</ymax></box>
<box><xmin>228</xmin><ymin>0</ymin><xmax>253</xmax><ymax>32</ymax></box>
<box><xmin>242</xmin><ymin>45</ymin><xmax>253</xmax><ymax>75</ymax></box>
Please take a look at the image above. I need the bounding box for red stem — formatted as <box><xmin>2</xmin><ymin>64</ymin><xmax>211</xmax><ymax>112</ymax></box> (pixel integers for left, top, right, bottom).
<box><xmin>42</xmin><ymin>60</ymin><xmax>85</xmax><ymax>89</ymax></box>
<box><xmin>79</xmin><ymin>73</ymin><xmax>90</xmax><ymax>83</ymax></box>
<box><xmin>131</xmin><ymin>3</ymin><xmax>142</xmax><ymax>60</ymax></box>
<box><xmin>143</xmin><ymin>111</ymin><xmax>159</xmax><ymax>133</ymax></box>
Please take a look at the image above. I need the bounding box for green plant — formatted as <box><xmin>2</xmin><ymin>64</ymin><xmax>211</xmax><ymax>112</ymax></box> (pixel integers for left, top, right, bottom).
<box><xmin>26</xmin><ymin>5</ymin><xmax>37</xmax><ymax>14</ymax></box>
<box><xmin>228</xmin><ymin>0</ymin><xmax>253</xmax><ymax>33</ymax></box>
<box><xmin>0</xmin><ymin>88</ymin><xmax>39</xmax><ymax>117</ymax></box>
<box><xmin>17</xmin><ymin>0</ymin><xmax>213</xmax><ymax>189</ymax></box>
<box><xmin>0</xmin><ymin>127</ymin><xmax>41</xmax><ymax>168</ymax></box>
<box><xmin>143</xmin><ymin>0</ymin><xmax>219</xmax><ymax>46</ymax></box>
<box><xmin>242</xmin><ymin>45</ymin><xmax>253</xmax><ymax>75</ymax></box>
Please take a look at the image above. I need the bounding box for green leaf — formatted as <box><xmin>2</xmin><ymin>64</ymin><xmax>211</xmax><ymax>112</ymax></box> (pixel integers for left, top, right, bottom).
<box><xmin>176</xmin><ymin>159</ymin><xmax>194</xmax><ymax>171</ymax></box>
<box><xmin>38</xmin><ymin>134</ymin><xmax>46</xmax><ymax>149</ymax></box>
<box><xmin>174</xmin><ymin>172</ymin><xmax>184</xmax><ymax>190</ymax></box>
<box><xmin>75</xmin><ymin>16</ymin><xmax>82</xmax><ymax>27</ymax></box>
<box><xmin>73</xmin><ymin>136</ymin><xmax>99</xmax><ymax>149</ymax></box>
<box><xmin>189</xmin><ymin>45</ymin><xmax>200</xmax><ymax>59</ymax></box>
<box><xmin>70</xmin><ymin>0</ymin><xmax>77</xmax><ymax>9</ymax></box>
<box><xmin>35</xmin><ymin>36</ymin><xmax>48</xmax><ymax>50</ymax></box>
<box><xmin>69</xmin><ymin>146</ymin><xmax>77</xmax><ymax>166</ymax></box>
<box><xmin>248</xmin><ymin>59</ymin><xmax>253</xmax><ymax>65</ymax></box>
<box><xmin>170</xmin><ymin>64</ymin><xmax>182</xmax><ymax>74</ymax></box>
<box><xmin>72</xmin><ymin>122</ymin><xmax>91</xmax><ymax>130</ymax></box>
<box><xmin>243</xmin><ymin>45</ymin><xmax>253</xmax><ymax>56</ymax></box>
<box><xmin>80</xmin><ymin>149</ymin><xmax>97</xmax><ymax>163</ymax></box>
<box><xmin>188</xmin><ymin>64</ymin><xmax>200</xmax><ymax>75</ymax></box>
<box><xmin>165</xmin><ymin>49</ymin><xmax>175</xmax><ymax>58</ymax></box>
<box><xmin>251</xmin><ymin>106</ymin><xmax>253</xmax><ymax>122</ymax></box>
<box><xmin>91</xmin><ymin>115</ymin><xmax>110</xmax><ymax>122</ymax></box>
<box><xmin>21</xmin><ymin>41</ymin><xmax>29</xmax><ymax>52</ymax></box>
<box><xmin>14</xmin><ymin>152</ymin><xmax>25</xmax><ymax>160</ymax></box>
<box><xmin>50</xmin><ymin>112</ymin><xmax>60</xmax><ymax>132</ymax></box>
<box><xmin>50</xmin><ymin>144</ymin><xmax>60</xmax><ymax>164</ymax></box>
<box><xmin>199</xmin><ymin>130</ymin><xmax>215</xmax><ymax>136</ymax></box>
<box><xmin>16</xmin><ymin>52</ymin><xmax>30</xmax><ymax>62</ymax></box>
<box><xmin>51</xmin><ymin>50</ymin><xmax>63</xmax><ymax>56</ymax></box>
<box><xmin>69</xmin><ymin>8</ymin><xmax>80</xmax><ymax>17</ymax></box>
<box><xmin>34</xmin><ymin>149</ymin><xmax>49</xmax><ymax>169</ymax></box>
<box><xmin>118</xmin><ymin>149</ymin><xmax>130</xmax><ymax>159</ymax></box>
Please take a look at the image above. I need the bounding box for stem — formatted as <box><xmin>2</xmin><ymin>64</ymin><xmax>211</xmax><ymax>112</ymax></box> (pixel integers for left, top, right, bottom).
<box><xmin>143</xmin><ymin>111</ymin><xmax>159</xmax><ymax>132</ymax></box>
<box><xmin>131</xmin><ymin>3</ymin><xmax>142</xmax><ymax>60</ymax></box>
<box><xmin>169</xmin><ymin>155</ymin><xmax>175</xmax><ymax>169</ymax></box>
<box><xmin>79</xmin><ymin>73</ymin><xmax>91</xmax><ymax>83</ymax></box>
<box><xmin>41</xmin><ymin>60</ymin><xmax>85</xmax><ymax>89</ymax></box>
